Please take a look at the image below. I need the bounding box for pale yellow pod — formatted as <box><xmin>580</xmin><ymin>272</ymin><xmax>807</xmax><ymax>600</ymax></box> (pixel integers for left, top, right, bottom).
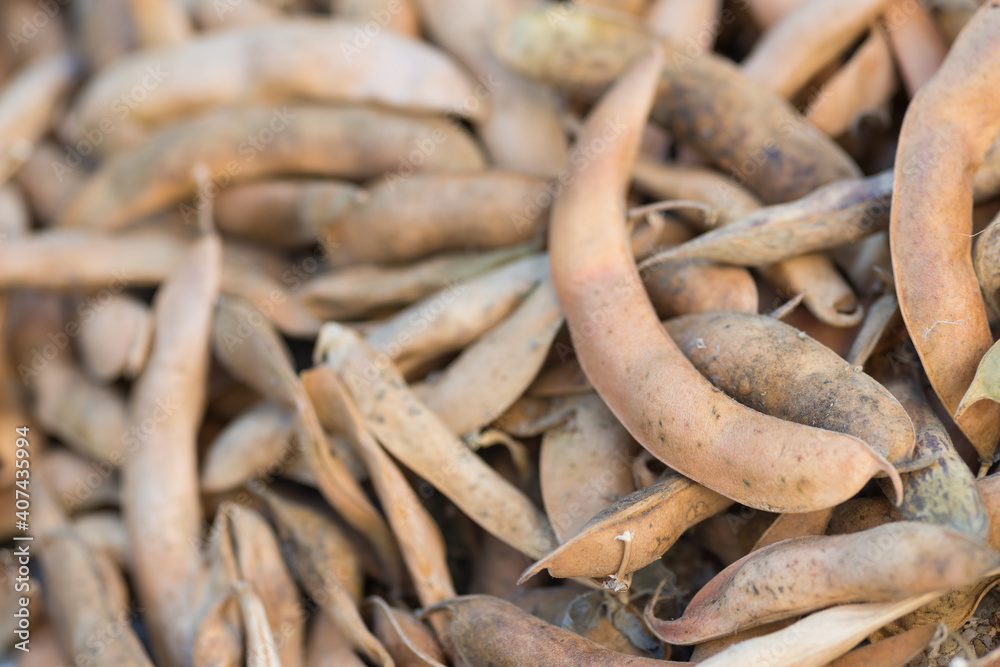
<box><xmin>58</xmin><ymin>106</ymin><xmax>486</xmax><ymax>231</ymax></box>
<box><xmin>66</xmin><ymin>20</ymin><xmax>486</xmax><ymax>149</ymax></box>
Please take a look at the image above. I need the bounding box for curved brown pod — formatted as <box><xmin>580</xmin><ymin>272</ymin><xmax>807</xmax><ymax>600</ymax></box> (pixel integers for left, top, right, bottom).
<box><xmin>58</xmin><ymin>106</ymin><xmax>485</xmax><ymax>231</ymax></box>
<box><xmin>520</xmin><ymin>471</ymin><xmax>731</xmax><ymax>583</ymax></box>
<box><xmin>642</xmin><ymin>258</ymin><xmax>759</xmax><ymax>318</ymax></box>
<box><xmin>66</xmin><ymin>20</ymin><xmax>486</xmax><ymax>146</ymax></box>
<box><xmin>642</xmin><ymin>171</ymin><xmax>893</xmax><ymax>268</ymax></box>
<box><xmin>890</xmin><ymin>2</ymin><xmax>1000</xmax><ymax>464</ymax></box>
<box><xmin>646</xmin><ymin>522</ymin><xmax>999</xmax><ymax>645</ymax></box>
<box><xmin>326</xmin><ymin>171</ymin><xmax>551</xmax><ymax>264</ymax></box>
<box><xmin>664</xmin><ymin>310</ymin><xmax>915</xmax><ymax>464</ymax></box>
<box><xmin>547</xmin><ymin>48</ymin><xmax>899</xmax><ymax>511</ymax></box>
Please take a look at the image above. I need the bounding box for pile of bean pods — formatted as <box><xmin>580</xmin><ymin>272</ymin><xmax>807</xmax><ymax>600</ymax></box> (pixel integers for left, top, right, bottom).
<box><xmin>2</xmin><ymin>0</ymin><xmax>1000</xmax><ymax>665</ymax></box>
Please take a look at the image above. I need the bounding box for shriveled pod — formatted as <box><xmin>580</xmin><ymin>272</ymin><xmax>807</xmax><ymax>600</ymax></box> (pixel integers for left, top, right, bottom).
<box><xmin>806</xmin><ymin>28</ymin><xmax>897</xmax><ymax>137</ymax></box>
<box><xmin>57</xmin><ymin>106</ymin><xmax>485</xmax><ymax>231</ymax></box>
<box><xmin>974</xmin><ymin>210</ymin><xmax>1000</xmax><ymax>317</ymax></box>
<box><xmin>316</xmin><ymin>323</ymin><xmax>559</xmax><ymax>559</ymax></box>
<box><xmin>260</xmin><ymin>490</ymin><xmax>392</xmax><ymax>667</ymax></box>
<box><xmin>539</xmin><ymin>393</ymin><xmax>638</xmax><ymax>542</ymax></box>
<box><xmin>331</xmin><ymin>0</ymin><xmax>420</xmax><ymax>35</ymax></box>
<box><xmin>869</xmin><ymin>577</ymin><xmax>1000</xmax><ymax>642</ymax></box>
<box><xmin>645</xmin><ymin>0</ymin><xmax>722</xmax><ymax>51</ymax></box>
<box><xmin>324</xmin><ymin>171</ymin><xmax>551</xmax><ymax>264</ymax></box>
<box><xmin>890</xmin><ymin>1</ymin><xmax>1000</xmax><ymax>465</ymax></box>
<box><xmin>881</xmin><ymin>0</ymin><xmax>948</xmax><ymax>95</ymax></box>
<box><xmin>826</xmin><ymin>497</ymin><xmax>901</xmax><ymax>536</ymax></box>
<box><xmin>306</xmin><ymin>613</ymin><xmax>367</xmax><ymax>667</ymax></box>
<box><xmin>642</xmin><ymin>171</ymin><xmax>893</xmax><ymax>268</ymax></box>
<box><xmin>415</xmin><ymin>0</ymin><xmax>568</xmax><ymax>175</ymax></box>
<box><xmin>827</xmin><ymin>623</ymin><xmax>942</xmax><ymax>667</ymax></box>
<box><xmin>214</xmin><ymin>179</ymin><xmax>363</xmax><ymax>247</ymax></box>
<box><xmin>646</xmin><ymin>521</ymin><xmax>999</xmax><ymax>644</ymax></box>
<box><xmin>546</xmin><ymin>47</ymin><xmax>897</xmax><ymax>512</ymax></box>
<box><xmin>740</xmin><ymin>0</ymin><xmax>893</xmax><ymax>99</ymax></box>
<box><xmin>364</xmin><ymin>253</ymin><xmax>548</xmax><ymax>373</ymax></box>
<box><xmin>833</xmin><ymin>230</ymin><xmax>893</xmax><ymax>297</ymax></box>
<box><xmin>77</xmin><ymin>293</ymin><xmax>153</xmax><ymax>382</ymax></box>
<box><xmin>631</xmin><ymin>159</ymin><xmax>761</xmax><ymax>226</ymax></box>
<box><xmin>302</xmin><ymin>366</ymin><xmax>457</xmax><ymax>614</ymax></box>
<box><xmin>38</xmin><ymin>527</ymin><xmax>153</xmax><ymax>666</ymax></box>
<box><xmin>698</xmin><ymin>593</ymin><xmax>942</xmax><ymax>667</ymax></box>
<box><xmin>218</xmin><ymin>504</ymin><xmax>306</xmax><ymax>667</ymax></box>
<box><xmin>759</xmin><ymin>252</ymin><xmax>864</xmax><ymax>327</ymax></box>
<box><xmin>875</xmin><ymin>364</ymin><xmax>988</xmax><ymax>539</ymax></box>
<box><xmin>957</xmin><ymin>340</ymin><xmax>1000</xmax><ymax>437</ymax></box>
<box><xmin>65</xmin><ymin>20</ymin><xmax>487</xmax><ymax>149</ymax></box>
<box><xmin>520</xmin><ymin>471</ymin><xmax>732</xmax><ymax>584</ymax></box>
<box><xmin>663</xmin><ymin>310</ymin><xmax>916</xmax><ymax>464</ymax></box>
<box><xmin>211</xmin><ymin>296</ymin><xmax>402</xmax><ymax>586</ymax></box>
<box><xmin>299</xmin><ymin>244</ymin><xmax>534</xmax><ymax>321</ymax></box>
<box><xmin>494</xmin><ymin>6</ymin><xmax>861</xmax><ymax>204</ymax></box>
<box><xmin>32</xmin><ymin>354</ymin><xmax>128</xmax><ymax>464</ymax></box>
<box><xmin>367</xmin><ymin>597</ymin><xmax>447</xmax><ymax>667</ymax></box>
<box><xmin>0</xmin><ymin>228</ymin><xmax>190</xmax><ymax>290</ymax></box>
<box><xmin>0</xmin><ymin>52</ymin><xmax>77</xmax><ymax>186</ymax></box>
<box><xmin>200</xmin><ymin>401</ymin><xmax>296</xmax><ymax>494</ymax></box>
<box><xmin>121</xmin><ymin>233</ymin><xmax>219</xmax><ymax>665</ymax></box>
<box><xmin>424</xmin><ymin>595</ymin><xmax>685</xmax><ymax>666</ymax></box>
<box><xmin>416</xmin><ymin>277</ymin><xmax>563</xmax><ymax>436</ymax></box>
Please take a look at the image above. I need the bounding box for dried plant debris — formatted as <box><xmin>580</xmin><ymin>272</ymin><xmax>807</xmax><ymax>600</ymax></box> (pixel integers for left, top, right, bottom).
<box><xmin>7</xmin><ymin>0</ymin><xmax>1000</xmax><ymax>664</ymax></box>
